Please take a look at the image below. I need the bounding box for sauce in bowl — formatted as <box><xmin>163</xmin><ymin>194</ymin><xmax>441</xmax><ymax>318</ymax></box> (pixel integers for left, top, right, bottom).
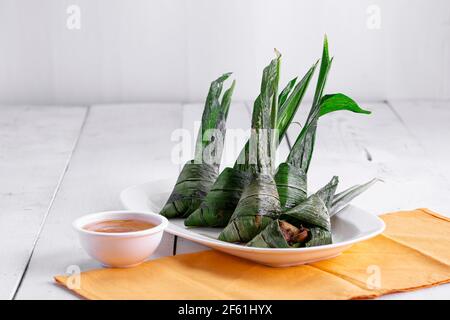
<box><xmin>83</xmin><ymin>219</ymin><xmax>156</xmax><ymax>233</ymax></box>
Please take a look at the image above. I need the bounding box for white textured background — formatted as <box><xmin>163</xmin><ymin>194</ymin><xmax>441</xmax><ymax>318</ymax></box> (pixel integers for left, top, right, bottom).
<box><xmin>0</xmin><ymin>0</ymin><xmax>449</xmax><ymax>105</ymax></box>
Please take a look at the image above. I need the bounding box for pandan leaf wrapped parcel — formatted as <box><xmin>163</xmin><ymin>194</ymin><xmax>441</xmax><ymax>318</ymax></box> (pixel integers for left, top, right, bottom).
<box><xmin>184</xmin><ymin>59</ymin><xmax>317</xmax><ymax>227</ymax></box>
<box><xmin>281</xmin><ymin>176</ymin><xmax>338</xmax><ymax>247</ymax></box>
<box><xmin>247</xmin><ymin>176</ymin><xmax>381</xmax><ymax>248</ymax></box>
<box><xmin>218</xmin><ymin>53</ymin><xmax>282</xmax><ymax>243</ymax></box>
<box><xmin>160</xmin><ymin>74</ymin><xmax>235</xmax><ymax>218</ymax></box>
<box><xmin>247</xmin><ymin>176</ymin><xmax>337</xmax><ymax>248</ymax></box>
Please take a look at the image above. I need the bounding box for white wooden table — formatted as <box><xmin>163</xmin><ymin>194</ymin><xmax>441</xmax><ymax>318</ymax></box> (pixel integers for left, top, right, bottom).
<box><xmin>1</xmin><ymin>101</ymin><xmax>448</xmax><ymax>300</ymax></box>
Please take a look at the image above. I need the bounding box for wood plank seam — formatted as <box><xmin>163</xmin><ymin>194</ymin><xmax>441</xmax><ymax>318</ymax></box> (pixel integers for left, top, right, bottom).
<box><xmin>385</xmin><ymin>99</ymin><xmax>450</xmax><ymax>197</ymax></box>
<box><xmin>11</xmin><ymin>106</ymin><xmax>90</xmax><ymax>300</ymax></box>
<box><xmin>172</xmin><ymin>236</ymin><xmax>178</xmax><ymax>255</ymax></box>
<box><xmin>386</xmin><ymin>99</ymin><xmax>450</xmax><ymax>187</ymax></box>
<box><xmin>384</xmin><ymin>100</ymin><xmax>410</xmax><ymax>132</ymax></box>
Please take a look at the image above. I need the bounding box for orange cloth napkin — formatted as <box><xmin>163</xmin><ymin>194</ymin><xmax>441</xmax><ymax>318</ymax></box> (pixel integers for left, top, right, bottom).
<box><xmin>55</xmin><ymin>209</ymin><xmax>450</xmax><ymax>299</ymax></box>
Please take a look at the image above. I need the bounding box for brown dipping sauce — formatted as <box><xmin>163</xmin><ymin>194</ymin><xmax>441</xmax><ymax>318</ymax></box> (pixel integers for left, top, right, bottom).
<box><xmin>83</xmin><ymin>219</ymin><xmax>156</xmax><ymax>233</ymax></box>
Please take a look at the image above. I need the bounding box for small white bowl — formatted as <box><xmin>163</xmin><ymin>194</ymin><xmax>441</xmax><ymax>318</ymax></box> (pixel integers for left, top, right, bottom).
<box><xmin>73</xmin><ymin>210</ymin><xmax>168</xmax><ymax>268</ymax></box>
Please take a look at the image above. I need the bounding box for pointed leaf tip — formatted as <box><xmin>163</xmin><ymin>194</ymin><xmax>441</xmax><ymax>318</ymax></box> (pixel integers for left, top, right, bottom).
<box><xmin>274</xmin><ymin>48</ymin><xmax>282</xmax><ymax>59</ymax></box>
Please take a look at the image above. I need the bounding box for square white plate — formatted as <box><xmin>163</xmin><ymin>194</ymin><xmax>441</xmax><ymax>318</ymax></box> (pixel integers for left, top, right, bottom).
<box><xmin>120</xmin><ymin>178</ymin><xmax>385</xmax><ymax>267</ymax></box>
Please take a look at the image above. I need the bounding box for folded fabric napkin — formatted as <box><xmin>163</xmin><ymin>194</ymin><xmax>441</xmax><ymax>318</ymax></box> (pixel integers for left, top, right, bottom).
<box><xmin>55</xmin><ymin>209</ymin><xmax>450</xmax><ymax>299</ymax></box>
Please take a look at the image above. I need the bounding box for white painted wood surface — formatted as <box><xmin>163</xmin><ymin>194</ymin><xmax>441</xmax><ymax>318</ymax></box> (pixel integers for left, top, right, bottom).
<box><xmin>0</xmin><ymin>105</ymin><xmax>86</xmax><ymax>300</ymax></box>
<box><xmin>4</xmin><ymin>101</ymin><xmax>449</xmax><ymax>299</ymax></box>
<box><xmin>389</xmin><ymin>100</ymin><xmax>450</xmax><ymax>196</ymax></box>
<box><xmin>14</xmin><ymin>104</ymin><xmax>183</xmax><ymax>299</ymax></box>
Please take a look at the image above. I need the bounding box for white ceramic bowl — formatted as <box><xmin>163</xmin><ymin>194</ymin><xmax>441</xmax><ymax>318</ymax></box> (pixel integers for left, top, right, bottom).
<box><xmin>73</xmin><ymin>210</ymin><xmax>168</xmax><ymax>268</ymax></box>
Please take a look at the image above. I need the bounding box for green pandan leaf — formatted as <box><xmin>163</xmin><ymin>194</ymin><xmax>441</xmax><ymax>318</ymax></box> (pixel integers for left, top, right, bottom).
<box><xmin>286</xmin><ymin>37</ymin><xmax>371</xmax><ymax>173</ymax></box>
<box><xmin>331</xmin><ymin>178</ymin><xmax>380</xmax><ymax>216</ymax></box>
<box><xmin>278</xmin><ymin>77</ymin><xmax>297</xmax><ymax>107</ymax></box>
<box><xmin>305</xmin><ymin>227</ymin><xmax>332</xmax><ymax>247</ymax></box>
<box><xmin>319</xmin><ymin>93</ymin><xmax>371</xmax><ymax>117</ymax></box>
<box><xmin>276</xmin><ymin>62</ymin><xmax>317</xmax><ymax>140</ymax></box>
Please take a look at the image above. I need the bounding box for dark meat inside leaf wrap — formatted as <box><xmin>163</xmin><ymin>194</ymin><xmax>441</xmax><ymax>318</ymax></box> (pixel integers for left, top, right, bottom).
<box><xmin>277</xmin><ymin>176</ymin><xmax>338</xmax><ymax>247</ymax></box>
<box><xmin>248</xmin><ymin>175</ymin><xmax>338</xmax><ymax>248</ymax></box>
<box><xmin>247</xmin><ymin>219</ymin><xmax>309</xmax><ymax>248</ymax></box>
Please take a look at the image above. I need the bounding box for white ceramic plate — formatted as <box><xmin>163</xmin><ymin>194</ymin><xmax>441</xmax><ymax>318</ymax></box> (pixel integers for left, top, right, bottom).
<box><xmin>120</xmin><ymin>178</ymin><xmax>385</xmax><ymax>267</ymax></box>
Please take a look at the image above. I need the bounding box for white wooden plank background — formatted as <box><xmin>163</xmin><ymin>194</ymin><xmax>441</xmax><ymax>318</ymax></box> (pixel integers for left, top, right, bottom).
<box><xmin>2</xmin><ymin>100</ymin><xmax>448</xmax><ymax>299</ymax></box>
<box><xmin>3</xmin><ymin>1</ymin><xmax>449</xmax><ymax>105</ymax></box>
<box><xmin>0</xmin><ymin>105</ymin><xmax>86</xmax><ymax>300</ymax></box>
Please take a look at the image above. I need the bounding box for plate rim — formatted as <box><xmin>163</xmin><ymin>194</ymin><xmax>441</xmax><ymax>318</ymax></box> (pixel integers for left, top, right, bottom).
<box><xmin>120</xmin><ymin>182</ymin><xmax>385</xmax><ymax>253</ymax></box>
